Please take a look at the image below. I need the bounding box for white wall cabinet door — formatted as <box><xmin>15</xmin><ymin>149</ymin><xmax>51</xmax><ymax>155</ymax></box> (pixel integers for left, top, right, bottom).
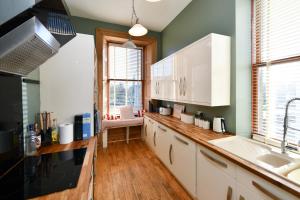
<box><xmin>171</xmin><ymin>131</ymin><xmax>197</xmax><ymax>197</ymax></box>
<box><xmin>150</xmin><ymin>33</ymin><xmax>230</xmax><ymax>106</ymax></box>
<box><xmin>175</xmin><ymin>50</ymin><xmax>188</xmax><ymax>102</ymax></box>
<box><xmin>197</xmin><ymin>145</ymin><xmax>236</xmax><ymax>200</ymax></box>
<box><xmin>185</xmin><ymin>36</ymin><xmax>211</xmax><ymax>105</ymax></box>
<box><xmin>163</xmin><ymin>56</ymin><xmax>176</xmax><ymax>100</ymax></box>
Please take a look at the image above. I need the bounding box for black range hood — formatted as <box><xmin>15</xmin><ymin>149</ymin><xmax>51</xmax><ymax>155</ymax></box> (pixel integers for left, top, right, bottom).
<box><xmin>0</xmin><ymin>0</ymin><xmax>76</xmax><ymax>76</ymax></box>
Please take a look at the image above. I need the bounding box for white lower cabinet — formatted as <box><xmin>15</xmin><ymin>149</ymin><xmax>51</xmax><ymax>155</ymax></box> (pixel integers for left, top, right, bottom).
<box><xmin>236</xmin><ymin>167</ymin><xmax>299</xmax><ymax>200</ymax></box>
<box><xmin>156</xmin><ymin>124</ymin><xmax>173</xmax><ymax>168</ymax></box>
<box><xmin>197</xmin><ymin>144</ymin><xmax>300</xmax><ymax>200</ymax></box>
<box><xmin>144</xmin><ymin>117</ymin><xmax>156</xmax><ymax>149</ymax></box>
<box><xmin>197</xmin><ymin>145</ymin><xmax>236</xmax><ymax>200</ymax></box>
<box><xmin>171</xmin><ymin>131</ymin><xmax>196</xmax><ymax>196</ymax></box>
<box><xmin>144</xmin><ymin>117</ymin><xmax>299</xmax><ymax>200</ymax></box>
<box><xmin>145</xmin><ymin>118</ymin><xmax>197</xmax><ymax>198</ymax></box>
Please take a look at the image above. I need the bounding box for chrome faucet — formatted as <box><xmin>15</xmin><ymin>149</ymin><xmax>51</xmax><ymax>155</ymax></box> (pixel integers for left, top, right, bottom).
<box><xmin>282</xmin><ymin>98</ymin><xmax>300</xmax><ymax>154</ymax></box>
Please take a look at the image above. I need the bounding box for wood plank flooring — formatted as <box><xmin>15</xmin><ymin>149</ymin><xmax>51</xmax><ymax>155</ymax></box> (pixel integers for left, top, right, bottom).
<box><xmin>94</xmin><ymin>140</ymin><xmax>192</xmax><ymax>200</ymax></box>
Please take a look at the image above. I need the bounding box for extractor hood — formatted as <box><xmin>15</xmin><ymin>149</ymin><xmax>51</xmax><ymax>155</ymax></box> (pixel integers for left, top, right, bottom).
<box><xmin>0</xmin><ymin>0</ymin><xmax>76</xmax><ymax>76</ymax></box>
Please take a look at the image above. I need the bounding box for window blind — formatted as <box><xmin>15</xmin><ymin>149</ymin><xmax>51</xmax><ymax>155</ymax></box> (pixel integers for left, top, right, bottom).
<box><xmin>252</xmin><ymin>0</ymin><xmax>300</xmax><ymax>145</ymax></box>
<box><xmin>107</xmin><ymin>43</ymin><xmax>143</xmax><ymax>115</ymax></box>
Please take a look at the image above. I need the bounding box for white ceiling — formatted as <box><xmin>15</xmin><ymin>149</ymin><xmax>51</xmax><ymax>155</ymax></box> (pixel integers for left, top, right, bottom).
<box><xmin>65</xmin><ymin>0</ymin><xmax>192</xmax><ymax>32</ymax></box>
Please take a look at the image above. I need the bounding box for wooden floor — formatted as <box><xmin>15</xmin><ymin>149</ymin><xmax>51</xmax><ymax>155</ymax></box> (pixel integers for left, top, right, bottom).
<box><xmin>94</xmin><ymin>140</ymin><xmax>192</xmax><ymax>200</ymax></box>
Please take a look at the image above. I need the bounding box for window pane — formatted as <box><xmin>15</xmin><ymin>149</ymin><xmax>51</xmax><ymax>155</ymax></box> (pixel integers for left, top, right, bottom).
<box><xmin>108</xmin><ymin>44</ymin><xmax>142</xmax><ymax>80</ymax></box>
<box><xmin>257</xmin><ymin>0</ymin><xmax>300</xmax><ymax>62</ymax></box>
<box><xmin>258</xmin><ymin>61</ymin><xmax>300</xmax><ymax>144</ymax></box>
<box><xmin>109</xmin><ymin>81</ymin><xmax>142</xmax><ymax>115</ymax></box>
<box><xmin>126</xmin><ymin>81</ymin><xmax>142</xmax><ymax>112</ymax></box>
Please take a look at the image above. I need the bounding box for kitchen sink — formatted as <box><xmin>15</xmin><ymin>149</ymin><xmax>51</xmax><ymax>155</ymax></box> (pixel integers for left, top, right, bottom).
<box><xmin>256</xmin><ymin>153</ymin><xmax>292</xmax><ymax>168</ymax></box>
<box><xmin>209</xmin><ymin>136</ymin><xmax>300</xmax><ymax>184</ymax></box>
<box><xmin>287</xmin><ymin>168</ymin><xmax>300</xmax><ymax>184</ymax></box>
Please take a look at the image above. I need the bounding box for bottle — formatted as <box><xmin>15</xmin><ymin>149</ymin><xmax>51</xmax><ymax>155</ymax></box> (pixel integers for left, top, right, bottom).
<box><xmin>26</xmin><ymin>124</ymin><xmax>37</xmax><ymax>155</ymax></box>
<box><xmin>34</xmin><ymin>123</ymin><xmax>41</xmax><ymax>149</ymax></box>
<box><xmin>51</xmin><ymin>119</ymin><xmax>58</xmax><ymax>143</ymax></box>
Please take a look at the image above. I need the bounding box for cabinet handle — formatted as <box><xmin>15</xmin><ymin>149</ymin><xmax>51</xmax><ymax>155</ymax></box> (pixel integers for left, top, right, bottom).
<box><xmin>239</xmin><ymin>195</ymin><xmax>245</xmax><ymax>200</ymax></box>
<box><xmin>200</xmin><ymin>150</ymin><xmax>228</xmax><ymax>168</ymax></box>
<box><xmin>183</xmin><ymin>77</ymin><xmax>186</xmax><ymax>96</ymax></box>
<box><xmin>226</xmin><ymin>186</ymin><xmax>233</xmax><ymax>200</ymax></box>
<box><xmin>145</xmin><ymin>125</ymin><xmax>147</xmax><ymax>136</ymax></box>
<box><xmin>158</xmin><ymin>126</ymin><xmax>167</xmax><ymax>132</ymax></box>
<box><xmin>174</xmin><ymin>136</ymin><xmax>189</xmax><ymax>145</ymax></box>
<box><xmin>153</xmin><ymin>131</ymin><xmax>156</xmax><ymax>146</ymax></box>
<box><xmin>252</xmin><ymin>181</ymin><xmax>281</xmax><ymax>200</ymax></box>
<box><xmin>169</xmin><ymin>144</ymin><xmax>173</xmax><ymax>165</ymax></box>
<box><xmin>179</xmin><ymin>78</ymin><xmax>182</xmax><ymax>95</ymax></box>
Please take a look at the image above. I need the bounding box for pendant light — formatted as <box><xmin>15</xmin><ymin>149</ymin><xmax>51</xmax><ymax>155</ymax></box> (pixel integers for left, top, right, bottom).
<box><xmin>128</xmin><ymin>0</ymin><xmax>148</xmax><ymax>37</ymax></box>
<box><xmin>122</xmin><ymin>37</ymin><xmax>137</xmax><ymax>49</ymax></box>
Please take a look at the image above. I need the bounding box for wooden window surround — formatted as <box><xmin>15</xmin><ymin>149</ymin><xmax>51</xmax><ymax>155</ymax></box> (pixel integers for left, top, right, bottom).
<box><xmin>252</xmin><ymin>0</ymin><xmax>300</xmax><ymax>145</ymax></box>
<box><xmin>95</xmin><ymin>28</ymin><xmax>157</xmax><ymax>116</ymax></box>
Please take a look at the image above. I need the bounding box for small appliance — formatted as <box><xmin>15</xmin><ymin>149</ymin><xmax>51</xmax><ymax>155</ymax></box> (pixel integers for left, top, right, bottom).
<box><xmin>159</xmin><ymin>107</ymin><xmax>172</xmax><ymax>116</ymax></box>
<box><xmin>180</xmin><ymin>113</ymin><xmax>194</xmax><ymax>124</ymax></box>
<box><xmin>213</xmin><ymin>117</ymin><xmax>226</xmax><ymax>133</ymax></box>
<box><xmin>74</xmin><ymin>115</ymin><xmax>83</xmax><ymax>141</ymax></box>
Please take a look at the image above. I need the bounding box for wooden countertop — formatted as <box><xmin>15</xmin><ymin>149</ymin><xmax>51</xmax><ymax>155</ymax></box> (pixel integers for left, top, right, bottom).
<box><xmin>30</xmin><ymin>137</ymin><xmax>97</xmax><ymax>200</ymax></box>
<box><xmin>145</xmin><ymin>112</ymin><xmax>300</xmax><ymax>197</ymax></box>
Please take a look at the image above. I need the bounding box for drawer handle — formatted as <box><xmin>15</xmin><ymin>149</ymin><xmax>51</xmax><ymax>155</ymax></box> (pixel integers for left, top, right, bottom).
<box><xmin>239</xmin><ymin>195</ymin><xmax>245</xmax><ymax>200</ymax></box>
<box><xmin>158</xmin><ymin>126</ymin><xmax>167</xmax><ymax>132</ymax></box>
<box><xmin>252</xmin><ymin>181</ymin><xmax>281</xmax><ymax>200</ymax></box>
<box><xmin>169</xmin><ymin>144</ymin><xmax>173</xmax><ymax>165</ymax></box>
<box><xmin>200</xmin><ymin>150</ymin><xmax>228</xmax><ymax>168</ymax></box>
<box><xmin>153</xmin><ymin>131</ymin><xmax>156</xmax><ymax>146</ymax></box>
<box><xmin>174</xmin><ymin>136</ymin><xmax>189</xmax><ymax>145</ymax></box>
<box><xmin>226</xmin><ymin>186</ymin><xmax>233</xmax><ymax>200</ymax></box>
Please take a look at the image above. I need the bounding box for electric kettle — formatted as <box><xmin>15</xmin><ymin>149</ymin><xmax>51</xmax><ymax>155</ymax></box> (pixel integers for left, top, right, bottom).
<box><xmin>213</xmin><ymin>117</ymin><xmax>226</xmax><ymax>133</ymax></box>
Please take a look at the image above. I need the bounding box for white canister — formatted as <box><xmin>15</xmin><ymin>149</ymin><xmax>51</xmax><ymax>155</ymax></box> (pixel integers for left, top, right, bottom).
<box><xmin>203</xmin><ymin>121</ymin><xmax>210</xmax><ymax>130</ymax></box>
<box><xmin>59</xmin><ymin>123</ymin><xmax>74</xmax><ymax>144</ymax></box>
<box><xmin>194</xmin><ymin>118</ymin><xmax>199</xmax><ymax>126</ymax></box>
<box><xmin>198</xmin><ymin>119</ymin><xmax>204</xmax><ymax>128</ymax></box>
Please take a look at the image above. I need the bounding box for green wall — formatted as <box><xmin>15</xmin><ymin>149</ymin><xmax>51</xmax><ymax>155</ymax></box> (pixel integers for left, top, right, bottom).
<box><xmin>70</xmin><ymin>16</ymin><xmax>162</xmax><ymax>59</ymax></box>
<box><xmin>161</xmin><ymin>0</ymin><xmax>251</xmax><ymax>135</ymax></box>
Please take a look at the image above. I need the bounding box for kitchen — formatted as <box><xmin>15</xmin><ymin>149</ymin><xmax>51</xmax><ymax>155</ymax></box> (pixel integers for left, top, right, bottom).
<box><xmin>0</xmin><ymin>0</ymin><xmax>300</xmax><ymax>199</ymax></box>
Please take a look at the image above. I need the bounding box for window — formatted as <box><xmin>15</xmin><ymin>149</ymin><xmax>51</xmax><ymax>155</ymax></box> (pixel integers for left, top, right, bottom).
<box><xmin>252</xmin><ymin>0</ymin><xmax>300</xmax><ymax>145</ymax></box>
<box><xmin>107</xmin><ymin>43</ymin><xmax>143</xmax><ymax>115</ymax></box>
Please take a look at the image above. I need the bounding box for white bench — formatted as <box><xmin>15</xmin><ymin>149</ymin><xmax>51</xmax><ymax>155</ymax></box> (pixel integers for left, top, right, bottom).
<box><xmin>101</xmin><ymin>117</ymin><xmax>144</xmax><ymax>148</ymax></box>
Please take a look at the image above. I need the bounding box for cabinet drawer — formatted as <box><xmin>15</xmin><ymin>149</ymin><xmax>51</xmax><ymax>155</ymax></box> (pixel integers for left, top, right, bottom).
<box><xmin>236</xmin><ymin>167</ymin><xmax>299</xmax><ymax>200</ymax></box>
<box><xmin>197</xmin><ymin>145</ymin><xmax>236</xmax><ymax>178</ymax></box>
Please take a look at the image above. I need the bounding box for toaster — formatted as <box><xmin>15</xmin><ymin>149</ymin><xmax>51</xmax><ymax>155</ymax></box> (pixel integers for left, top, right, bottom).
<box><xmin>159</xmin><ymin>107</ymin><xmax>172</xmax><ymax>116</ymax></box>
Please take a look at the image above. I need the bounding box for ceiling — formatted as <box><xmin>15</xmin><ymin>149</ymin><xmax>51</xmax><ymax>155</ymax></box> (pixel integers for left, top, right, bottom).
<box><xmin>64</xmin><ymin>0</ymin><xmax>192</xmax><ymax>32</ymax></box>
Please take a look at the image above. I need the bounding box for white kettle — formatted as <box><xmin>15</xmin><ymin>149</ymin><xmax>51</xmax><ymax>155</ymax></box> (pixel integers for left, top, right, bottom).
<box><xmin>213</xmin><ymin>117</ymin><xmax>226</xmax><ymax>133</ymax></box>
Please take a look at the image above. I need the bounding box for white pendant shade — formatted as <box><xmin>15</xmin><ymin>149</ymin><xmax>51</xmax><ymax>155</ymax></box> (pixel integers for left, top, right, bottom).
<box><xmin>122</xmin><ymin>39</ymin><xmax>137</xmax><ymax>49</ymax></box>
<box><xmin>129</xmin><ymin>23</ymin><xmax>148</xmax><ymax>37</ymax></box>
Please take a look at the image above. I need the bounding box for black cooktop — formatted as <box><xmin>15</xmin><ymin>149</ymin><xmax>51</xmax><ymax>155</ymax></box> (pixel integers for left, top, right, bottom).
<box><xmin>0</xmin><ymin>148</ymin><xmax>87</xmax><ymax>200</ymax></box>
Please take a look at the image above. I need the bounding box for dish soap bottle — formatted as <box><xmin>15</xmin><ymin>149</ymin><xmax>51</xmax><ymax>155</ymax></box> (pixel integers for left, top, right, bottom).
<box><xmin>51</xmin><ymin>119</ymin><xmax>58</xmax><ymax>143</ymax></box>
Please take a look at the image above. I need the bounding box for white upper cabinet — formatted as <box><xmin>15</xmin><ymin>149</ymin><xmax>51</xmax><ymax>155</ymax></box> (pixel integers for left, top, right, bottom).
<box><xmin>151</xmin><ymin>33</ymin><xmax>231</xmax><ymax>106</ymax></box>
